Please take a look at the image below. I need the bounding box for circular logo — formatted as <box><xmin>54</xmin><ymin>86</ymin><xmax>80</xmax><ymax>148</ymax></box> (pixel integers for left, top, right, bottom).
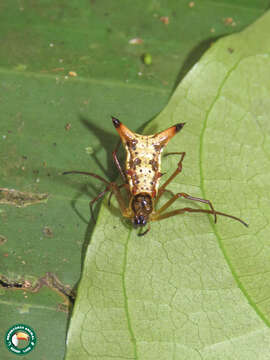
<box><xmin>5</xmin><ymin>324</ymin><xmax>37</xmax><ymax>355</ymax></box>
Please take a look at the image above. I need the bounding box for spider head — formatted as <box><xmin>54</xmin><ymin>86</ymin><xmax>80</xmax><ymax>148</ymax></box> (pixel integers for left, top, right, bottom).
<box><xmin>131</xmin><ymin>193</ymin><xmax>153</xmax><ymax>228</ymax></box>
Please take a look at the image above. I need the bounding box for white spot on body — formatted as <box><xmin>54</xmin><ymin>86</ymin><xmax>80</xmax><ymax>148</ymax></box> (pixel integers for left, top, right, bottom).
<box><xmin>125</xmin><ymin>134</ymin><xmax>163</xmax><ymax>196</ymax></box>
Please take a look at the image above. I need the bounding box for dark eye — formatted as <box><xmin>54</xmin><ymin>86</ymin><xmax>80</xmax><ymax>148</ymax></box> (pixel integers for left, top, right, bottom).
<box><xmin>133</xmin><ymin>215</ymin><xmax>147</xmax><ymax>227</ymax></box>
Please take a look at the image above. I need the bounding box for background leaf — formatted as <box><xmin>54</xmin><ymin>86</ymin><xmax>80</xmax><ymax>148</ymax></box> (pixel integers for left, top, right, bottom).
<box><xmin>65</xmin><ymin>10</ymin><xmax>270</xmax><ymax>360</ymax></box>
<box><xmin>0</xmin><ymin>1</ymin><xmax>269</xmax><ymax>359</ymax></box>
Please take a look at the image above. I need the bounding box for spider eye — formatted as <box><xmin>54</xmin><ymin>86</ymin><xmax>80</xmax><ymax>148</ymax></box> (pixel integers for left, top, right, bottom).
<box><xmin>133</xmin><ymin>215</ymin><xmax>147</xmax><ymax>227</ymax></box>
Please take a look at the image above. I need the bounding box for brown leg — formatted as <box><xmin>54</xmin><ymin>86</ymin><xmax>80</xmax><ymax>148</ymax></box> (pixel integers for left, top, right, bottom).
<box><xmin>63</xmin><ymin>170</ymin><xmax>111</xmax><ymax>222</ymax></box>
<box><xmin>157</xmin><ymin>152</ymin><xmax>186</xmax><ymax>201</ymax></box>
<box><xmin>112</xmin><ymin>140</ymin><xmax>127</xmax><ymax>183</ymax></box>
<box><xmin>90</xmin><ymin>183</ymin><xmax>131</xmax><ymax>223</ymax></box>
<box><xmin>62</xmin><ymin>171</ymin><xmax>110</xmax><ymax>186</ymax></box>
<box><xmin>152</xmin><ymin>207</ymin><xmax>248</xmax><ymax>227</ymax></box>
<box><xmin>155</xmin><ymin>192</ymin><xmax>218</xmax><ymax>223</ymax></box>
<box><xmin>164</xmin><ymin>189</ymin><xmax>175</xmax><ymax>198</ymax></box>
<box><xmin>63</xmin><ymin>171</ymin><xmax>131</xmax><ymax>220</ymax></box>
<box><xmin>90</xmin><ymin>186</ymin><xmax>110</xmax><ymax>223</ymax></box>
<box><xmin>110</xmin><ymin>182</ymin><xmax>132</xmax><ymax>218</ymax></box>
<box><xmin>108</xmin><ymin>183</ymin><xmax>128</xmax><ymax>208</ymax></box>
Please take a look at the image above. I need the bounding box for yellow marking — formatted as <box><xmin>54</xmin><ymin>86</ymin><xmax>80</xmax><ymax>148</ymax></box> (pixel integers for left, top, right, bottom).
<box><xmin>124</xmin><ymin>134</ymin><xmax>163</xmax><ymax>197</ymax></box>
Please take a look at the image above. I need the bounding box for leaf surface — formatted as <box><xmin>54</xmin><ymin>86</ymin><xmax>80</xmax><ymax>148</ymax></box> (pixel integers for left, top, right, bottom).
<box><xmin>0</xmin><ymin>1</ymin><xmax>269</xmax><ymax>359</ymax></box>
<box><xmin>65</xmin><ymin>11</ymin><xmax>270</xmax><ymax>360</ymax></box>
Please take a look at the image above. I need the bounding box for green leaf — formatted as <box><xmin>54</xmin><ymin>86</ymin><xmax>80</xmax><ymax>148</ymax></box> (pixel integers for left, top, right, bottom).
<box><xmin>65</xmin><ymin>11</ymin><xmax>270</xmax><ymax>359</ymax></box>
<box><xmin>0</xmin><ymin>0</ymin><xmax>267</xmax><ymax>92</ymax></box>
<box><xmin>0</xmin><ymin>70</ymin><xmax>168</xmax><ymax>359</ymax></box>
<box><xmin>0</xmin><ymin>1</ymin><xmax>269</xmax><ymax>359</ymax></box>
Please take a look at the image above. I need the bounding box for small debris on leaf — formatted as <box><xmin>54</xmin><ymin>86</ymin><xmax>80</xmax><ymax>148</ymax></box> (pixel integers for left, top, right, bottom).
<box><xmin>129</xmin><ymin>38</ymin><xmax>143</xmax><ymax>45</ymax></box>
<box><xmin>0</xmin><ymin>235</ymin><xmax>7</xmax><ymax>245</ymax></box>
<box><xmin>14</xmin><ymin>64</ymin><xmax>27</xmax><ymax>71</ymax></box>
<box><xmin>65</xmin><ymin>123</ymin><xmax>71</xmax><ymax>131</ymax></box>
<box><xmin>189</xmin><ymin>1</ymin><xmax>195</xmax><ymax>7</ymax></box>
<box><xmin>0</xmin><ymin>273</ymin><xmax>75</xmax><ymax>310</ymax></box>
<box><xmin>224</xmin><ymin>17</ymin><xmax>236</xmax><ymax>26</ymax></box>
<box><xmin>0</xmin><ymin>188</ymin><xmax>48</xmax><ymax>207</ymax></box>
<box><xmin>24</xmin><ymin>280</ymin><xmax>31</xmax><ymax>288</ymax></box>
<box><xmin>68</xmin><ymin>71</ymin><xmax>77</xmax><ymax>77</ymax></box>
<box><xmin>142</xmin><ymin>53</ymin><xmax>152</xmax><ymax>65</ymax></box>
<box><xmin>85</xmin><ymin>146</ymin><xmax>94</xmax><ymax>155</ymax></box>
<box><xmin>160</xmin><ymin>16</ymin><xmax>169</xmax><ymax>25</ymax></box>
<box><xmin>51</xmin><ymin>67</ymin><xmax>65</xmax><ymax>72</ymax></box>
<box><xmin>43</xmin><ymin>226</ymin><xmax>53</xmax><ymax>238</ymax></box>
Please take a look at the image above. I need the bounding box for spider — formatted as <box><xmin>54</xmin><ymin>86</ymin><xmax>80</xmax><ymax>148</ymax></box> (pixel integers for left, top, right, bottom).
<box><xmin>63</xmin><ymin>117</ymin><xmax>248</xmax><ymax>235</ymax></box>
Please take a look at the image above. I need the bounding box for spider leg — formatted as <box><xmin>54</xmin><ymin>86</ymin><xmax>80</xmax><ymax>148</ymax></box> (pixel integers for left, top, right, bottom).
<box><xmin>90</xmin><ymin>186</ymin><xmax>110</xmax><ymax>223</ymax></box>
<box><xmin>163</xmin><ymin>189</ymin><xmax>175</xmax><ymax>198</ymax></box>
<box><xmin>110</xmin><ymin>182</ymin><xmax>132</xmax><ymax>219</ymax></box>
<box><xmin>157</xmin><ymin>152</ymin><xmax>186</xmax><ymax>201</ymax></box>
<box><xmin>152</xmin><ymin>207</ymin><xmax>248</xmax><ymax>227</ymax></box>
<box><xmin>108</xmin><ymin>191</ymin><xmax>113</xmax><ymax>208</ymax></box>
<box><xmin>63</xmin><ymin>171</ymin><xmax>131</xmax><ymax>221</ymax></box>
<box><xmin>155</xmin><ymin>192</ymin><xmax>218</xmax><ymax>223</ymax></box>
<box><xmin>63</xmin><ymin>171</ymin><xmax>110</xmax><ymax>185</ymax></box>
<box><xmin>112</xmin><ymin>139</ymin><xmax>127</xmax><ymax>183</ymax></box>
<box><xmin>112</xmin><ymin>139</ymin><xmax>132</xmax><ymax>203</ymax></box>
<box><xmin>153</xmin><ymin>152</ymin><xmax>248</xmax><ymax>227</ymax></box>
<box><xmin>108</xmin><ymin>183</ymin><xmax>128</xmax><ymax>208</ymax></box>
